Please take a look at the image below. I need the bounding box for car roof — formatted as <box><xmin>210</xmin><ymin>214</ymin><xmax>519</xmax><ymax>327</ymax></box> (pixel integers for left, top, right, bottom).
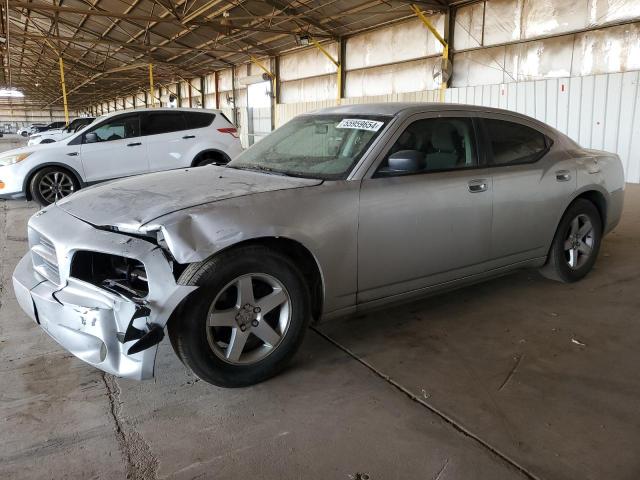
<box><xmin>311</xmin><ymin>102</ymin><xmax>538</xmax><ymax>120</ymax></box>
<box><xmin>97</xmin><ymin>107</ymin><xmax>221</xmax><ymax>120</ymax></box>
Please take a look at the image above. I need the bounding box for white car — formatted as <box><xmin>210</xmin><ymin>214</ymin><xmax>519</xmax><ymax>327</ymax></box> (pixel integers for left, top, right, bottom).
<box><xmin>17</xmin><ymin>123</ymin><xmax>46</xmax><ymax>137</ymax></box>
<box><xmin>28</xmin><ymin>117</ymin><xmax>96</xmax><ymax>146</ymax></box>
<box><xmin>0</xmin><ymin>107</ymin><xmax>243</xmax><ymax>205</ymax></box>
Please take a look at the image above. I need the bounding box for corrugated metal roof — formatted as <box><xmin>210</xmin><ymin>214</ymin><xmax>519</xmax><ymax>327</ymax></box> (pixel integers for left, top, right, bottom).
<box><xmin>1</xmin><ymin>0</ymin><xmax>450</xmax><ymax>108</ymax></box>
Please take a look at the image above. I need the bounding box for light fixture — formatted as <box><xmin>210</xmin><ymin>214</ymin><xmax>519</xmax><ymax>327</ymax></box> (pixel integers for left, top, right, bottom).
<box><xmin>297</xmin><ymin>34</ymin><xmax>310</xmax><ymax>46</ymax></box>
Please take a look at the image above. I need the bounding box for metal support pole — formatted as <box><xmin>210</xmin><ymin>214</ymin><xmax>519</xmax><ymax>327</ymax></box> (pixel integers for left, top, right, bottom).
<box><xmin>411</xmin><ymin>4</ymin><xmax>449</xmax><ymax>102</ymax></box>
<box><xmin>58</xmin><ymin>57</ymin><xmax>69</xmax><ymax>124</ymax></box>
<box><xmin>148</xmin><ymin>63</ymin><xmax>155</xmax><ymax>107</ymax></box>
<box><xmin>309</xmin><ymin>38</ymin><xmax>341</xmax><ymax>103</ymax></box>
<box><xmin>214</xmin><ymin>71</ymin><xmax>220</xmax><ymax>109</ymax></box>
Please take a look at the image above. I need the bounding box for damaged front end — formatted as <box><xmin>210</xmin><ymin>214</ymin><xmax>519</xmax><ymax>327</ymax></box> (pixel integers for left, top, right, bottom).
<box><xmin>12</xmin><ymin>205</ymin><xmax>195</xmax><ymax>380</ymax></box>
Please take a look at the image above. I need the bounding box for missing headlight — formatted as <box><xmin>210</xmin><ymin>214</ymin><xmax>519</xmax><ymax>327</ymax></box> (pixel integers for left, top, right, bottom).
<box><xmin>71</xmin><ymin>251</ymin><xmax>149</xmax><ymax>299</ymax></box>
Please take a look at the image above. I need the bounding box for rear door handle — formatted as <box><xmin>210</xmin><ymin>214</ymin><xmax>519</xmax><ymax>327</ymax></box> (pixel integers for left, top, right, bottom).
<box><xmin>468</xmin><ymin>179</ymin><xmax>488</xmax><ymax>193</ymax></box>
<box><xmin>66</xmin><ymin>152</ymin><xmax>79</xmax><ymax>156</ymax></box>
<box><xmin>556</xmin><ymin>170</ymin><xmax>571</xmax><ymax>182</ymax></box>
<box><xmin>182</xmin><ymin>135</ymin><xmax>195</xmax><ymax>139</ymax></box>
<box><xmin>127</xmin><ymin>142</ymin><xmax>142</xmax><ymax>147</ymax></box>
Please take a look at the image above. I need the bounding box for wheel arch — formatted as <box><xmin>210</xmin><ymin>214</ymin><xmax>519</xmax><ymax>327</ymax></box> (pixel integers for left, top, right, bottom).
<box><xmin>191</xmin><ymin>149</ymin><xmax>231</xmax><ymax>167</ymax></box>
<box><xmin>562</xmin><ymin>187</ymin><xmax>608</xmax><ymax>232</ymax></box>
<box><xmin>23</xmin><ymin>163</ymin><xmax>84</xmax><ymax>200</ymax></box>
<box><xmin>171</xmin><ymin>236</ymin><xmax>325</xmax><ymax>325</ymax></box>
<box><xmin>545</xmin><ymin>188</ymin><xmax>608</xmax><ymax>261</ymax></box>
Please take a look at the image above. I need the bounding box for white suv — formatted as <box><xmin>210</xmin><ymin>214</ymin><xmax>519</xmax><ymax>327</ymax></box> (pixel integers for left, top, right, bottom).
<box><xmin>17</xmin><ymin>124</ymin><xmax>46</xmax><ymax>137</ymax></box>
<box><xmin>28</xmin><ymin>117</ymin><xmax>96</xmax><ymax>146</ymax></box>
<box><xmin>0</xmin><ymin>108</ymin><xmax>243</xmax><ymax>205</ymax></box>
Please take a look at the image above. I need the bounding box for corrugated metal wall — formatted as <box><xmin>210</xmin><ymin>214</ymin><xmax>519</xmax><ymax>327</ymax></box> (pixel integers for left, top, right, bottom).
<box><xmin>273</xmin><ymin>71</ymin><xmax>640</xmax><ymax>183</ymax></box>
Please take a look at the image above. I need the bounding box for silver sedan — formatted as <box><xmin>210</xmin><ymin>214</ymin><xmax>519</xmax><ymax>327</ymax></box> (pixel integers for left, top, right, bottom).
<box><xmin>13</xmin><ymin>103</ymin><xmax>625</xmax><ymax>387</ymax></box>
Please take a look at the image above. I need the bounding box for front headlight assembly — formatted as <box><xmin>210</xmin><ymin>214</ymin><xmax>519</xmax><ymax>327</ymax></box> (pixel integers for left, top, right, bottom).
<box><xmin>0</xmin><ymin>152</ymin><xmax>33</xmax><ymax>166</ymax></box>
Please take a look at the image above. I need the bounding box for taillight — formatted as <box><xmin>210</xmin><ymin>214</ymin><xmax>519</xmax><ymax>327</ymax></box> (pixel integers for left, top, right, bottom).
<box><xmin>217</xmin><ymin>127</ymin><xmax>239</xmax><ymax>139</ymax></box>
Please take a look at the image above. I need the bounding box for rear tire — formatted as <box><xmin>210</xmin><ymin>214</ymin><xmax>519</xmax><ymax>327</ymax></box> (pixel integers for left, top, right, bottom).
<box><xmin>168</xmin><ymin>245</ymin><xmax>311</xmax><ymax>387</ymax></box>
<box><xmin>29</xmin><ymin>167</ymin><xmax>79</xmax><ymax>206</ymax></box>
<box><xmin>539</xmin><ymin>199</ymin><xmax>602</xmax><ymax>283</ymax></box>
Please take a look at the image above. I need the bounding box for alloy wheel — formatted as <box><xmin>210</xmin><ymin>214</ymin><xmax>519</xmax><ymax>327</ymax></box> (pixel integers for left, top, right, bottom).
<box><xmin>39</xmin><ymin>171</ymin><xmax>75</xmax><ymax>203</ymax></box>
<box><xmin>564</xmin><ymin>213</ymin><xmax>594</xmax><ymax>269</ymax></box>
<box><xmin>206</xmin><ymin>273</ymin><xmax>291</xmax><ymax>365</ymax></box>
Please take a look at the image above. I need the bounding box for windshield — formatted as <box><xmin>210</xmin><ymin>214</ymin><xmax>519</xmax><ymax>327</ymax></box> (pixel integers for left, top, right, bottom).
<box><xmin>227</xmin><ymin>114</ymin><xmax>390</xmax><ymax>179</ymax></box>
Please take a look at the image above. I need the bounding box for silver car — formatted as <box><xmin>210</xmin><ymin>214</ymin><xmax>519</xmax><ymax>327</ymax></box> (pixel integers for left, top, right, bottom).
<box><xmin>12</xmin><ymin>103</ymin><xmax>625</xmax><ymax>387</ymax></box>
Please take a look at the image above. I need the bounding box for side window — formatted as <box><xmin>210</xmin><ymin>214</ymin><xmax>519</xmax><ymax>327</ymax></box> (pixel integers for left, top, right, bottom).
<box><xmin>375</xmin><ymin>117</ymin><xmax>477</xmax><ymax>177</ymax></box>
<box><xmin>89</xmin><ymin>115</ymin><xmax>140</xmax><ymax>142</ymax></box>
<box><xmin>484</xmin><ymin>119</ymin><xmax>548</xmax><ymax>165</ymax></box>
<box><xmin>143</xmin><ymin>112</ymin><xmax>187</xmax><ymax>135</ymax></box>
<box><xmin>185</xmin><ymin>112</ymin><xmax>214</xmax><ymax>129</ymax></box>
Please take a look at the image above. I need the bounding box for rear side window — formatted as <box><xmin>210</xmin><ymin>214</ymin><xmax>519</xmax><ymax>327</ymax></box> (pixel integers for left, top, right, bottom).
<box><xmin>185</xmin><ymin>112</ymin><xmax>214</xmax><ymax>129</ymax></box>
<box><xmin>143</xmin><ymin>112</ymin><xmax>187</xmax><ymax>135</ymax></box>
<box><xmin>484</xmin><ymin>119</ymin><xmax>548</xmax><ymax>165</ymax></box>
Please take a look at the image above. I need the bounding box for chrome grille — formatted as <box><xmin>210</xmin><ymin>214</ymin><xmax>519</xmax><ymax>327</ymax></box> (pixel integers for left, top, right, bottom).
<box><xmin>29</xmin><ymin>227</ymin><xmax>61</xmax><ymax>285</ymax></box>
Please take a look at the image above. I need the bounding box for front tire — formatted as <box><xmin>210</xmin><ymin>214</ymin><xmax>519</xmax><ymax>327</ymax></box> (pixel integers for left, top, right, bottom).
<box><xmin>540</xmin><ymin>199</ymin><xmax>602</xmax><ymax>283</ymax></box>
<box><xmin>29</xmin><ymin>167</ymin><xmax>79</xmax><ymax>206</ymax></box>
<box><xmin>168</xmin><ymin>246</ymin><xmax>311</xmax><ymax>387</ymax></box>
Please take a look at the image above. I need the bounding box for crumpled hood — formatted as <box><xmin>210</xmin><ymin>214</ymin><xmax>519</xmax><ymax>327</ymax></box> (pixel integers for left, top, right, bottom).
<box><xmin>57</xmin><ymin>165</ymin><xmax>322</xmax><ymax>229</ymax></box>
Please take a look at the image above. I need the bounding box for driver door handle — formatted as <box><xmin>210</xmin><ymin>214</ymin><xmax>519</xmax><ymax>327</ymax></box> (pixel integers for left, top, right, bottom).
<box><xmin>468</xmin><ymin>179</ymin><xmax>488</xmax><ymax>193</ymax></box>
<box><xmin>182</xmin><ymin>135</ymin><xmax>196</xmax><ymax>139</ymax></box>
<box><xmin>127</xmin><ymin>142</ymin><xmax>142</xmax><ymax>147</ymax></box>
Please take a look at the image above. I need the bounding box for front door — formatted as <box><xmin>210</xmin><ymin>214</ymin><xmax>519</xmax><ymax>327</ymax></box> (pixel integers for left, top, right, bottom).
<box><xmin>80</xmin><ymin>113</ymin><xmax>148</xmax><ymax>182</ymax></box>
<box><xmin>357</xmin><ymin>114</ymin><xmax>493</xmax><ymax>304</ymax></box>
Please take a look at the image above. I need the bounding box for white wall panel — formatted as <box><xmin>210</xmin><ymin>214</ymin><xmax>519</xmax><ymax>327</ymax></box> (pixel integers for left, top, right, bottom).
<box><xmin>346</xmin><ymin>17</ymin><xmax>443</xmax><ymax>71</ymax></box>
<box><xmin>483</xmin><ymin>0</ymin><xmax>523</xmax><ymax>45</ymax></box>
<box><xmin>280</xmin><ymin>44</ymin><xmax>338</xmax><ymax>81</ymax></box>
<box><xmin>345</xmin><ymin>58</ymin><xmax>440</xmax><ymax>98</ymax></box>
<box><xmin>453</xmin><ymin>2</ymin><xmax>485</xmax><ymax>50</ymax></box>
<box><xmin>280</xmin><ymin>75</ymin><xmax>337</xmax><ymax>104</ymax></box>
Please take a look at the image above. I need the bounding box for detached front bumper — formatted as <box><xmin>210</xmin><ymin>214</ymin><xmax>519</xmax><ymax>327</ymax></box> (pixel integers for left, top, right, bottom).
<box><xmin>12</xmin><ymin>206</ymin><xmax>195</xmax><ymax>380</ymax></box>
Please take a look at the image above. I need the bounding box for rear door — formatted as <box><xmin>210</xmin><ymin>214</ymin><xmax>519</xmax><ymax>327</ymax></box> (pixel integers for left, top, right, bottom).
<box><xmin>142</xmin><ymin>111</ymin><xmax>193</xmax><ymax>172</ymax></box>
<box><xmin>79</xmin><ymin>113</ymin><xmax>148</xmax><ymax>182</ymax></box>
<box><xmin>357</xmin><ymin>113</ymin><xmax>493</xmax><ymax>303</ymax></box>
<box><xmin>478</xmin><ymin>115</ymin><xmax>576</xmax><ymax>265</ymax></box>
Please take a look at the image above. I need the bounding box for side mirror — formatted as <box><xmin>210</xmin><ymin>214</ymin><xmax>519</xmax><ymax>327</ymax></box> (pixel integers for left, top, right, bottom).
<box><xmin>387</xmin><ymin>150</ymin><xmax>425</xmax><ymax>173</ymax></box>
<box><xmin>84</xmin><ymin>132</ymin><xmax>98</xmax><ymax>144</ymax></box>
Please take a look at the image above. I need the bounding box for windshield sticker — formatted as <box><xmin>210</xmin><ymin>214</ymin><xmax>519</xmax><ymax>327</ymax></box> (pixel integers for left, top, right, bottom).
<box><xmin>336</xmin><ymin>119</ymin><xmax>384</xmax><ymax>132</ymax></box>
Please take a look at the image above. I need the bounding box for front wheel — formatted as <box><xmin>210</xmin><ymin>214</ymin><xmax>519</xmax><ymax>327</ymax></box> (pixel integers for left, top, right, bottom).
<box><xmin>540</xmin><ymin>199</ymin><xmax>602</xmax><ymax>283</ymax></box>
<box><xmin>29</xmin><ymin>167</ymin><xmax>79</xmax><ymax>206</ymax></box>
<box><xmin>168</xmin><ymin>246</ymin><xmax>311</xmax><ymax>387</ymax></box>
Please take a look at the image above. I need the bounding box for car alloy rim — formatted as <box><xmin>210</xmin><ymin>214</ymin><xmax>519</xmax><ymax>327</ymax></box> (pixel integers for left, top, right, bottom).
<box><xmin>206</xmin><ymin>273</ymin><xmax>292</xmax><ymax>365</ymax></box>
<box><xmin>39</xmin><ymin>171</ymin><xmax>75</xmax><ymax>203</ymax></box>
<box><xmin>564</xmin><ymin>213</ymin><xmax>594</xmax><ymax>269</ymax></box>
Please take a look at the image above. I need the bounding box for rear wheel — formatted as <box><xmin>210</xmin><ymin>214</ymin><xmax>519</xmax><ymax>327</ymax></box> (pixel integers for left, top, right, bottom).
<box><xmin>168</xmin><ymin>246</ymin><xmax>310</xmax><ymax>387</ymax></box>
<box><xmin>540</xmin><ymin>199</ymin><xmax>602</xmax><ymax>283</ymax></box>
<box><xmin>29</xmin><ymin>167</ymin><xmax>79</xmax><ymax>206</ymax></box>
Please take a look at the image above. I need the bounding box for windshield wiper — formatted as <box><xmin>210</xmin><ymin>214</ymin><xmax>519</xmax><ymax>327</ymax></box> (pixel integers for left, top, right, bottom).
<box><xmin>227</xmin><ymin>164</ymin><xmax>296</xmax><ymax>177</ymax></box>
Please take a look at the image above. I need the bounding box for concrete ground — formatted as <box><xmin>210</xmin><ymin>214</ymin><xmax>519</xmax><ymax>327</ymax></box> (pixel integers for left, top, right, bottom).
<box><xmin>1</xmin><ymin>134</ymin><xmax>639</xmax><ymax>479</ymax></box>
